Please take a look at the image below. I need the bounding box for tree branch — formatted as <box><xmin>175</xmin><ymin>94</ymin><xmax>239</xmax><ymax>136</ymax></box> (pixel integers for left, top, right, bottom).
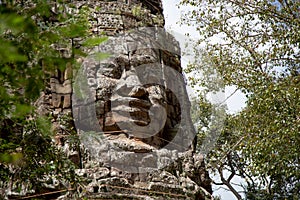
<box><xmin>217</xmin><ymin>166</ymin><xmax>242</xmax><ymax>200</ymax></box>
<box><xmin>227</xmin><ymin>154</ymin><xmax>236</xmax><ymax>183</ymax></box>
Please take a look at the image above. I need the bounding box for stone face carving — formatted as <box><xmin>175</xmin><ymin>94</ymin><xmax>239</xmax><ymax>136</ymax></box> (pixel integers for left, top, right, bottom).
<box><xmin>36</xmin><ymin>0</ymin><xmax>212</xmax><ymax>199</ymax></box>
<box><xmin>71</xmin><ymin>27</ymin><xmax>204</xmax><ymax>178</ymax></box>
<box><xmin>75</xmin><ymin>29</ymin><xmax>187</xmax><ymax>146</ymax></box>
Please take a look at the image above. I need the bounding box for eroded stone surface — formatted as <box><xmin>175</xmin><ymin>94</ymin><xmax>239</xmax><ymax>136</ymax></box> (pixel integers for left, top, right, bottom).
<box><xmin>33</xmin><ymin>1</ymin><xmax>213</xmax><ymax>200</ymax></box>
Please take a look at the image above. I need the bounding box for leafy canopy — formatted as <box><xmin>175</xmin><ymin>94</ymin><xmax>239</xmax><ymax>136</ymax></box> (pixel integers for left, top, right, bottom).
<box><xmin>0</xmin><ymin>0</ymin><xmax>106</xmax><ymax>197</ymax></box>
<box><xmin>180</xmin><ymin>0</ymin><xmax>300</xmax><ymax>199</ymax></box>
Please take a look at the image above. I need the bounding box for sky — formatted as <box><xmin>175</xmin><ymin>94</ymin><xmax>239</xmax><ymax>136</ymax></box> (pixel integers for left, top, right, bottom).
<box><xmin>161</xmin><ymin>0</ymin><xmax>247</xmax><ymax>114</ymax></box>
<box><xmin>161</xmin><ymin>0</ymin><xmax>246</xmax><ymax>199</ymax></box>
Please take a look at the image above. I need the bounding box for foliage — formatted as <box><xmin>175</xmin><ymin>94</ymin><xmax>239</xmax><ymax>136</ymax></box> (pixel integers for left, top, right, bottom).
<box><xmin>0</xmin><ymin>0</ymin><xmax>104</xmax><ymax>198</ymax></box>
<box><xmin>180</xmin><ymin>0</ymin><xmax>300</xmax><ymax>199</ymax></box>
<box><xmin>0</xmin><ymin>119</ymin><xmax>77</xmax><ymax>195</ymax></box>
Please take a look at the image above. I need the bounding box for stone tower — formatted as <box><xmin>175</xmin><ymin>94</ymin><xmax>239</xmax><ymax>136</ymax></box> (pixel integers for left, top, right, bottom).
<box><xmin>37</xmin><ymin>0</ymin><xmax>213</xmax><ymax>199</ymax></box>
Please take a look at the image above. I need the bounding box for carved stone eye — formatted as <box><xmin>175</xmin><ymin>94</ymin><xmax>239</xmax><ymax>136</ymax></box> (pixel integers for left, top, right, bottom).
<box><xmin>96</xmin><ymin>62</ymin><xmax>123</xmax><ymax>79</ymax></box>
<box><xmin>96</xmin><ymin>55</ymin><xmax>130</xmax><ymax>79</ymax></box>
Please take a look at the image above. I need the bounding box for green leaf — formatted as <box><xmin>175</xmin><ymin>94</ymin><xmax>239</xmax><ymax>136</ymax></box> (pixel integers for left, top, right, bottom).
<box><xmin>0</xmin><ymin>40</ymin><xmax>27</xmax><ymax>63</ymax></box>
<box><xmin>83</xmin><ymin>36</ymin><xmax>109</xmax><ymax>47</ymax></box>
<box><xmin>90</xmin><ymin>52</ymin><xmax>111</xmax><ymax>61</ymax></box>
<box><xmin>0</xmin><ymin>153</ymin><xmax>12</xmax><ymax>163</ymax></box>
<box><xmin>12</xmin><ymin>104</ymin><xmax>33</xmax><ymax>118</ymax></box>
<box><xmin>36</xmin><ymin>116</ymin><xmax>53</xmax><ymax>137</ymax></box>
<box><xmin>59</xmin><ymin>23</ymin><xmax>87</xmax><ymax>38</ymax></box>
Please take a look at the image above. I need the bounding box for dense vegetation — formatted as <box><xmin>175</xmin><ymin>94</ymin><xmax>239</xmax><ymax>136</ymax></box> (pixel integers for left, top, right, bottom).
<box><xmin>0</xmin><ymin>1</ymin><xmax>98</xmax><ymax>198</ymax></box>
<box><xmin>181</xmin><ymin>0</ymin><xmax>300</xmax><ymax>199</ymax></box>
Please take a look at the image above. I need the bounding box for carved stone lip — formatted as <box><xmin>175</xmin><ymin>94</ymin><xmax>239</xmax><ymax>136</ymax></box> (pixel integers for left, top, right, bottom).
<box><xmin>111</xmin><ymin>105</ymin><xmax>149</xmax><ymax>113</ymax></box>
<box><xmin>111</xmin><ymin>97</ymin><xmax>152</xmax><ymax>109</ymax></box>
<box><xmin>107</xmin><ymin>110</ymin><xmax>150</xmax><ymax>127</ymax></box>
